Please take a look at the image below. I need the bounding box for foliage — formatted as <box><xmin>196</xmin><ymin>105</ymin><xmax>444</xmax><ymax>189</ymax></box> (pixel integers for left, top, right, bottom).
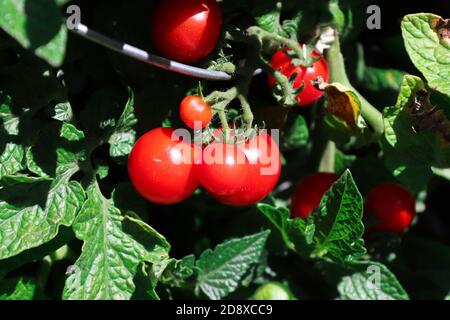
<box><xmin>0</xmin><ymin>0</ymin><xmax>449</xmax><ymax>300</ymax></box>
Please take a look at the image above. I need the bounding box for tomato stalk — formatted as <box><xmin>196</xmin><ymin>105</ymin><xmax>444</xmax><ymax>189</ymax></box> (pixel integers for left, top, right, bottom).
<box><xmin>318</xmin><ymin>140</ymin><xmax>336</xmax><ymax>173</ymax></box>
<box><xmin>204</xmin><ymin>65</ymin><xmax>257</xmax><ymax>135</ymax></box>
<box><xmin>307</xmin><ymin>108</ymin><xmax>336</xmax><ymax>173</ymax></box>
<box><xmin>205</xmin><ymin>87</ymin><xmax>238</xmax><ymax>140</ymax></box>
<box><xmin>326</xmin><ymin>32</ymin><xmax>384</xmax><ymax>138</ymax></box>
<box><xmin>258</xmin><ymin>57</ymin><xmax>292</xmax><ymax>98</ymax></box>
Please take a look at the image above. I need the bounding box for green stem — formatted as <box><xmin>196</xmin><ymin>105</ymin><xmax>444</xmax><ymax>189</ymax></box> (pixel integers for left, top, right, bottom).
<box><xmin>246</xmin><ymin>26</ymin><xmax>305</xmax><ymax>61</ymax></box>
<box><xmin>318</xmin><ymin>140</ymin><xmax>336</xmax><ymax>173</ymax></box>
<box><xmin>258</xmin><ymin>59</ymin><xmax>292</xmax><ymax>101</ymax></box>
<box><xmin>326</xmin><ymin>33</ymin><xmax>384</xmax><ymax>138</ymax></box>
<box><xmin>307</xmin><ymin>106</ymin><xmax>335</xmax><ymax>173</ymax></box>
<box><xmin>37</xmin><ymin>256</ymin><xmax>52</xmax><ymax>291</ymax></box>
<box><xmin>235</xmin><ymin>67</ymin><xmax>254</xmax><ymax>129</ymax></box>
<box><xmin>218</xmin><ymin>110</ymin><xmax>230</xmax><ymax>141</ymax></box>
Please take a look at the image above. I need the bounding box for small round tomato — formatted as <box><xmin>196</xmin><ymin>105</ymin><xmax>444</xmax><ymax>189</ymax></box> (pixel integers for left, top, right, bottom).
<box><xmin>196</xmin><ymin>142</ymin><xmax>249</xmax><ymax>196</ymax></box>
<box><xmin>252</xmin><ymin>282</ymin><xmax>293</xmax><ymax>300</ymax></box>
<box><xmin>291</xmin><ymin>172</ymin><xmax>339</xmax><ymax>219</ymax></box>
<box><xmin>128</xmin><ymin>127</ymin><xmax>200</xmax><ymax>205</ymax></box>
<box><xmin>213</xmin><ymin>131</ymin><xmax>281</xmax><ymax>206</ymax></box>
<box><xmin>365</xmin><ymin>183</ymin><xmax>415</xmax><ymax>233</ymax></box>
<box><xmin>180</xmin><ymin>96</ymin><xmax>212</xmax><ymax>129</ymax></box>
<box><xmin>268</xmin><ymin>47</ymin><xmax>329</xmax><ymax>107</ymax></box>
<box><xmin>151</xmin><ymin>0</ymin><xmax>222</xmax><ymax>63</ymax></box>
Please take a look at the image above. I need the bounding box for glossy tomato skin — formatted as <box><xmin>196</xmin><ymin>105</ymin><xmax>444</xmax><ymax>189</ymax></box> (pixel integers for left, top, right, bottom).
<box><xmin>151</xmin><ymin>0</ymin><xmax>222</xmax><ymax>63</ymax></box>
<box><xmin>268</xmin><ymin>48</ymin><xmax>329</xmax><ymax>107</ymax></box>
<box><xmin>291</xmin><ymin>172</ymin><xmax>339</xmax><ymax>218</ymax></box>
<box><xmin>180</xmin><ymin>96</ymin><xmax>212</xmax><ymax>129</ymax></box>
<box><xmin>213</xmin><ymin>131</ymin><xmax>281</xmax><ymax>206</ymax></box>
<box><xmin>196</xmin><ymin>142</ymin><xmax>249</xmax><ymax>196</ymax></box>
<box><xmin>128</xmin><ymin>127</ymin><xmax>200</xmax><ymax>205</ymax></box>
<box><xmin>365</xmin><ymin>183</ymin><xmax>415</xmax><ymax>233</ymax></box>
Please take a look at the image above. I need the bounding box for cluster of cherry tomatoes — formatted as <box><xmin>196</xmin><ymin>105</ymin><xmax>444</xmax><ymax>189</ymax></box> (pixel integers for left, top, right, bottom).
<box><xmin>128</xmin><ymin>95</ymin><xmax>282</xmax><ymax>207</ymax></box>
<box><xmin>290</xmin><ymin>173</ymin><xmax>416</xmax><ymax>233</ymax></box>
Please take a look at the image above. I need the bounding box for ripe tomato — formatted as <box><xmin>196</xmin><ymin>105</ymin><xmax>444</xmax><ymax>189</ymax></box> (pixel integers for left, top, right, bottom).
<box><xmin>213</xmin><ymin>131</ymin><xmax>281</xmax><ymax>206</ymax></box>
<box><xmin>291</xmin><ymin>172</ymin><xmax>339</xmax><ymax>218</ymax></box>
<box><xmin>128</xmin><ymin>127</ymin><xmax>200</xmax><ymax>204</ymax></box>
<box><xmin>180</xmin><ymin>96</ymin><xmax>212</xmax><ymax>129</ymax></box>
<box><xmin>196</xmin><ymin>142</ymin><xmax>249</xmax><ymax>196</ymax></box>
<box><xmin>267</xmin><ymin>47</ymin><xmax>329</xmax><ymax>107</ymax></box>
<box><xmin>150</xmin><ymin>0</ymin><xmax>222</xmax><ymax>63</ymax></box>
<box><xmin>364</xmin><ymin>183</ymin><xmax>415</xmax><ymax>233</ymax></box>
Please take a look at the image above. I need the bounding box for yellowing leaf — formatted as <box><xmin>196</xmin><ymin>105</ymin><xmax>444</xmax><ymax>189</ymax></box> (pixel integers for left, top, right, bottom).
<box><xmin>324</xmin><ymin>83</ymin><xmax>361</xmax><ymax>131</ymax></box>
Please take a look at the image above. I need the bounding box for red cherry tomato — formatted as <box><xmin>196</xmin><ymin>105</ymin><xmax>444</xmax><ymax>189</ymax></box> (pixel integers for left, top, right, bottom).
<box><xmin>268</xmin><ymin>47</ymin><xmax>329</xmax><ymax>107</ymax></box>
<box><xmin>213</xmin><ymin>131</ymin><xmax>281</xmax><ymax>206</ymax></box>
<box><xmin>291</xmin><ymin>172</ymin><xmax>339</xmax><ymax>218</ymax></box>
<box><xmin>128</xmin><ymin>127</ymin><xmax>200</xmax><ymax>204</ymax></box>
<box><xmin>196</xmin><ymin>142</ymin><xmax>249</xmax><ymax>196</ymax></box>
<box><xmin>151</xmin><ymin>0</ymin><xmax>222</xmax><ymax>63</ymax></box>
<box><xmin>365</xmin><ymin>183</ymin><xmax>415</xmax><ymax>233</ymax></box>
<box><xmin>180</xmin><ymin>96</ymin><xmax>212</xmax><ymax>129</ymax></box>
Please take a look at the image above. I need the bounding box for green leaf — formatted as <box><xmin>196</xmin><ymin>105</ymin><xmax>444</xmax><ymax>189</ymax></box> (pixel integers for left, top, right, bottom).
<box><xmin>0</xmin><ymin>172</ymin><xmax>84</xmax><ymax>259</ymax></box>
<box><xmin>131</xmin><ymin>263</ymin><xmax>160</xmax><ymax>300</ymax></box>
<box><xmin>60</xmin><ymin>123</ymin><xmax>85</xmax><ymax>142</ymax></box>
<box><xmin>108</xmin><ymin>87</ymin><xmax>137</xmax><ymax>158</ymax></box>
<box><xmin>432</xmin><ymin>167</ymin><xmax>450</xmax><ymax>181</ymax></box>
<box><xmin>195</xmin><ymin>230</ymin><xmax>270</xmax><ymax>300</ymax></box>
<box><xmin>280</xmin><ymin>15</ymin><xmax>302</xmax><ymax>41</ymax></box>
<box><xmin>338</xmin><ymin>261</ymin><xmax>409</xmax><ymax>300</ymax></box>
<box><xmin>109</xmin><ymin>131</ymin><xmax>135</xmax><ymax>158</ymax></box>
<box><xmin>80</xmin><ymin>86</ymin><xmax>137</xmax><ymax>157</ymax></box>
<box><xmin>284</xmin><ymin>115</ymin><xmax>309</xmax><ymax>149</ymax></box>
<box><xmin>252</xmin><ymin>0</ymin><xmax>282</xmax><ymax>34</ymax></box>
<box><xmin>26</xmin><ymin>122</ymin><xmax>86</xmax><ymax>178</ymax></box>
<box><xmin>95</xmin><ymin>161</ymin><xmax>109</xmax><ymax>180</ymax></box>
<box><xmin>401</xmin><ymin>14</ymin><xmax>450</xmax><ymax>97</ymax></box>
<box><xmin>161</xmin><ymin>255</ymin><xmax>196</xmax><ymax>289</ymax></box>
<box><xmin>63</xmin><ymin>183</ymin><xmax>170</xmax><ymax>300</ymax></box>
<box><xmin>308</xmin><ymin>170</ymin><xmax>366</xmax><ymax>264</ymax></box>
<box><xmin>382</xmin><ymin>75</ymin><xmax>449</xmax><ymax>191</ymax></box>
<box><xmin>0</xmin><ymin>227</ymin><xmax>74</xmax><ymax>276</ymax></box>
<box><xmin>0</xmin><ymin>94</ymin><xmax>26</xmax><ymax>178</ymax></box>
<box><xmin>257</xmin><ymin>203</ymin><xmax>311</xmax><ymax>254</ymax></box>
<box><xmin>0</xmin><ymin>277</ymin><xmax>37</xmax><ymax>300</ymax></box>
<box><xmin>329</xmin><ymin>0</ymin><xmax>346</xmax><ymax>33</ymax></box>
<box><xmin>258</xmin><ymin>171</ymin><xmax>366</xmax><ymax>264</ymax></box>
<box><xmin>52</xmin><ymin>102</ymin><xmax>74</xmax><ymax>122</ymax></box>
<box><xmin>0</xmin><ymin>0</ymin><xmax>67</xmax><ymax>67</ymax></box>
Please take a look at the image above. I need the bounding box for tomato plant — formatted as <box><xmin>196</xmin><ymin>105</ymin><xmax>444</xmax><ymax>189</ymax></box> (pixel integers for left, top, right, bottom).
<box><xmin>0</xmin><ymin>0</ymin><xmax>449</xmax><ymax>303</ymax></box>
